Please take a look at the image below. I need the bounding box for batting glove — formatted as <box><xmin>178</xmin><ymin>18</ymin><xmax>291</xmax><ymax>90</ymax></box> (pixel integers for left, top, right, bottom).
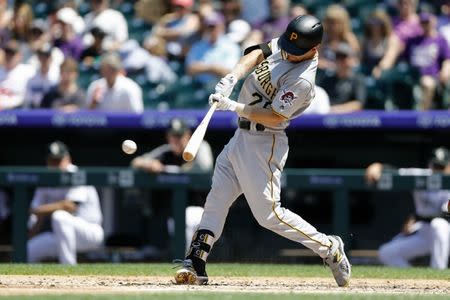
<box><xmin>209</xmin><ymin>93</ymin><xmax>245</xmax><ymax>114</ymax></box>
<box><xmin>215</xmin><ymin>74</ymin><xmax>237</xmax><ymax>98</ymax></box>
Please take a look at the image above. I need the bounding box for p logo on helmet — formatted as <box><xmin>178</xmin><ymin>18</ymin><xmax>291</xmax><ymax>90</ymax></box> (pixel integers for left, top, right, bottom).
<box><xmin>289</xmin><ymin>32</ymin><xmax>298</xmax><ymax>41</ymax></box>
<box><xmin>278</xmin><ymin>15</ymin><xmax>323</xmax><ymax>56</ymax></box>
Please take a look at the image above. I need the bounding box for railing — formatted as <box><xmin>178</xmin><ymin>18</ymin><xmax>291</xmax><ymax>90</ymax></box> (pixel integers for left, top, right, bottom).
<box><xmin>1</xmin><ymin>109</ymin><xmax>450</xmax><ymax>130</ymax></box>
<box><xmin>1</xmin><ymin>167</ymin><xmax>449</xmax><ymax>262</ymax></box>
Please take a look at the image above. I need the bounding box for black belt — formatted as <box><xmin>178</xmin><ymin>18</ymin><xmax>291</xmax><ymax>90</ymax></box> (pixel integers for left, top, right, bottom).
<box><xmin>238</xmin><ymin>119</ymin><xmax>265</xmax><ymax>131</ymax></box>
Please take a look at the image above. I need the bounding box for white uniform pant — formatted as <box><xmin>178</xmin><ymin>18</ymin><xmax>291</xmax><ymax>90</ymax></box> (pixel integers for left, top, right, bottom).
<box><xmin>199</xmin><ymin>129</ymin><xmax>332</xmax><ymax>258</ymax></box>
<box><xmin>167</xmin><ymin>206</ymin><xmax>204</xmax><ymax>250</ymax></box>
<box><xmin>28</xmin><ymin>210</ymin><xmax>104</xmax><ymax>265</ymax></box>
<box><xmin>379</xmin><ymin>218</ymin><xmax>450</xmax><ymax>269</ymax></box>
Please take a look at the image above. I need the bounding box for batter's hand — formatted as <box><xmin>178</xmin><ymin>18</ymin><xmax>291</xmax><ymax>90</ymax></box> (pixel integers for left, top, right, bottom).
<box><xmin>215</xmin><ymin>74</ymin><xmax>237</xmax><ymax>98</ymax></box>
<box><xmin>209</xmin><ymin>93</ymin><xmax>238</xmax><ymax>111</ymax></box>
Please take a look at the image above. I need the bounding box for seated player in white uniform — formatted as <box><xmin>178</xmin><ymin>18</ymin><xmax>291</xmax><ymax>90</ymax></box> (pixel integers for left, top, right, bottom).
<box><xmin>366</xmin><ymin>147</ymin><xmax>450</xmax><ymax>269</ymax></box>
<box><xmin>27</xmin><ymin>141</ymin><xmax>104</xmax><ymax>265</ymax></box>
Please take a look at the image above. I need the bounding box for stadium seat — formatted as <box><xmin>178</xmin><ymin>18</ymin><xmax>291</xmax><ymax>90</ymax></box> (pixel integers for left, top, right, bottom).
<box><xmin>78</xmin><ymin>67</ymin><xmax>101</xmax><ymax>90</ymax></box>
<box><xmin>379</xmin><ymin>63</ymin><xmax>420</xmax><ymax>110</ymax></box>
<box><xmin>128</xmin><ymin>18</ymin><xmax>153</xmax><ymax>44</ymax></box>
<box><xmin>299</xmin><ymin>0</ymin><xmax>334</xmax><ymax>14</ymax></box>
<box><xmin>78</xmin><ymin>2</ymin><xmax>91</xmax><ymax>16</ymax></box>
<box><xmin>345</xmin><ymin>0</ymin><xmax>379</xmax><ymax>19</ymax></box>
<box><xmin>33</xmin><ymin>2</ymin><xmax>50</xmax><ymax>19</ymax></box>
<box><xmin>118</xmin><ymin>2</ymin><xmax>135</xmax><ymax>19</ymax></box>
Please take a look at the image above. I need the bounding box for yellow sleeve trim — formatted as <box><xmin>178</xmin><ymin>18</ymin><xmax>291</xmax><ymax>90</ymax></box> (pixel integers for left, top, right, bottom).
<box><xmin>271</xmin><ymin>108</ymin><xmax>289</xmax><ymax>120</ymax></box>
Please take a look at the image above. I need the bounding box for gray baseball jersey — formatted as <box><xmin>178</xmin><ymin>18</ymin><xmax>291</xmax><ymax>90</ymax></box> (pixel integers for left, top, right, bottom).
<box><xmin>238</xmin><ymin>38</ymin><xmax>317</xmax><ymax>130</ymax></box>
<box><xmin>197</xmin><ymin>38</ymin><xmax>333</xmax><ymax>259</ymax></box>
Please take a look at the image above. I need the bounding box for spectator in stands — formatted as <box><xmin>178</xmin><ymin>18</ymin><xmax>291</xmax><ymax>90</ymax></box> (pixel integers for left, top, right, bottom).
<box><xmin>239</xmin><ymin>0</ymin><xmax>269</xmax><ymax>25</ymax></box>
<box><xmin>0</xmin><ymin>0</ymin><xmax>12</xmax><ymax>49</ymax></box>
<box><xmin>365</xmin><ymin>147</ymin><xmax>450</xmax><ymax>269</ymax></box>
<box><xmin>226</xmin><ymin>19</ymin><xmax>252</xmax><ymax>51</ymax></box>
<box><xmin>373</xmin><ymin>0</ymin><xmax>421</xmax><ymax>78</ymax></box>
<box><xmin>362</xmin><ymin>10</ymin><xmax>399</xmax><ymax>76</ymax></box>
<box><xmin>146</xmin><ymin>0</ymin><xmax>200</xmax><ymax>61</ymax></box>
<box><xmin>222</xmin><ymin>0</ymin><xmax>253</xmax><ymax>50</ymax></box>
<box><xmin>375</xmin><ymin>12</ymin><xmax>450</xmax><ymax>110</ymax></box>
<box><xmin>185</xmin><ymin>12</ymin><xmax>240</xmax><ymax>91</ymax></box>
<box><xmin>10</xmin><ymin>3</ymin><xmax>34</xmax><ymax>62</ymax></box>
<box><xmin>131</xmin><ymin>118</ymin><xmax>213</xmax><ymax>249</ymax></box>
<box><xmin>222</xmin><ymin>0</ymin><xmax>242</xmax><ymax>27</ymax></box>
<box><xmin>87</xmin><ymin>52</ymin><xmax>143</xmax><ymax>113</ymax></box>
<box><xmin>438</xmin><ymin>1</ymin><xmax>450</xmax><ymax>48</ymax></box>
<box><xmin>410</xmin><ymin>13</ymin><xmax>450</xmax><ymax>109</ymax></box>
<box><xmin>120</xmin><ymin>39</ymin><xmax>177</xmax><ymax>85</ymax></box>
<box><xmin>24</xmin><ymin>43</ymin><xmax>60</xmax><ymax>108</ymax></box>
<box><xmin>290</xmin><ymin>3</ymin><xmax>308</xmax><ymax>19</ymax></box>
<box><xmin>83</xmin><ymin>0</ymin><xmax>128</xmax><ymax>52</ymax></box>
<box><xmin>319</xmin><ymin>43</ymin><xmax>366</xmax><ymax>113</ymax></box>
<box><xmin>393</xmin><ymin>0</ymin><xmax>422</xmax><ymax>44</ymax></box>
<box><xmin>303</xmin><ymin>85</ymin><xmax>331</xmax><ymax>115</ymax></box>
<box><xmin>53</xmin><ymin>7</ymin><xmax>84</xmax><ymax>60</ymax></box>
<box><xmin>80</xmin><ymin>26</ymin><xmax>107</xmax><ymax>67</ymax></box>
<box><xmin>134</xmin><ymin>0</ymin><xmax>168</xmax><ymax>25</ymax></box>
<box><xmin>251</xmin><ymin>0</ymin><xmax>291</xmax><ymax>43</ymax></box>
<box><xmin>27</xmin><ymin>19</ymin><xmax>65</xmax><ymax>70</ymax></box>
<box><xmin>27</xmin><ymin>141</ymin><xmax>104</xmax><ymax>265</ymax></box>
<box><xmin>319</xmin><ymin>4</ymin><xmax>360</xmax><ymax>73</ymax></box>
<box><xmin>40</xmin><ymin>58</ymin><xmax>86</xmax><ymax>112</ymax></box>
<box><xmin>0</xmin><ymin>40</ymin><xmax>36</xmax><ymax>110</ymax></box>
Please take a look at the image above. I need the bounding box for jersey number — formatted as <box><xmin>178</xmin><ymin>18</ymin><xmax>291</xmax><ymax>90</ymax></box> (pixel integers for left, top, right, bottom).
<box><xmin>248</xmin><ymin>92</ymin><xmax>271</xmax><ymax>108</ymax></box>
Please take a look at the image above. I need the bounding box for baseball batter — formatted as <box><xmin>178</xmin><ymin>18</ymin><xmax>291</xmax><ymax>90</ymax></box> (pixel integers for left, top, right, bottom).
<box><xmin>366</xmin><ymin>147</ymin><xmax>450</xmax><ymax>269</ymax></box>
<box><xmin>174</xmin><ymin>15</ymin><xmax>351</xmax><ymax>287</ymax></box>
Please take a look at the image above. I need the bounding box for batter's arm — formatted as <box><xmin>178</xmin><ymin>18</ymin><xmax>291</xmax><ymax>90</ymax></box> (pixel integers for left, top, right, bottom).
<box><xmin>229</xmin><ymin>47</ymin><xmax>265</xmax><ymax>80</ymax></box>
<box><xmin>239</xmin><ymin>106</ymin><xmax>286</xmax><ymax>128</ymax></box>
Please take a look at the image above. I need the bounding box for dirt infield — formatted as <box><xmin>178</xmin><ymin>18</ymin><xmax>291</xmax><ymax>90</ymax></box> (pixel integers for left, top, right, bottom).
<box><xmin>0</xmin><ymin>275</ymin><xmax>449</xmax><ymax>295</ymax></box>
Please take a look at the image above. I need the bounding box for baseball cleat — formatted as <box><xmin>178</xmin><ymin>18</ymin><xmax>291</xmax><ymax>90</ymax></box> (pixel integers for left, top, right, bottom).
<box><xmin>324</xmin><ymin>235</ymin><xmax>351</xmax><ymax>287</ymax></box>
<box><xmin>173</xmin><ymin>259</ymin><xmax>208</xmax><ymax>285</ymax></box>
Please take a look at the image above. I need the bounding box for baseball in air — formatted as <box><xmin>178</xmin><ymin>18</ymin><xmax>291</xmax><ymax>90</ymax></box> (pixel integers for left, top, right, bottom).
<box><xmin>122</xmin><ymin>139</ymin><xmax>137</xmax><ymax>154</ymax></box>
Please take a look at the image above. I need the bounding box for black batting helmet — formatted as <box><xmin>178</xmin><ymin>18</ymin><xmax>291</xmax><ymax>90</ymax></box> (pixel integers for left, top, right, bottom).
<box><xmin>278</xmin><ymin>15</ymin><xmax>323</xmax><ymax>56</ymax></box>
<box><xmin>429</xmin><ymin>147</ymin><xmax>449</xmax><ymax>169</ymax></box>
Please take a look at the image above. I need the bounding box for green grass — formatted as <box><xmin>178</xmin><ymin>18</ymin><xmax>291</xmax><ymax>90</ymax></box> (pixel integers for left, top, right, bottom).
<box><xmin>0</xmin><ymin>263</ymin><xmax>449</xmax><ymax>280</ymax></box>
<box><xmin>1</xmin><ymin>264</ymin><xmax>448</xmax><ymax>299</ymax></box>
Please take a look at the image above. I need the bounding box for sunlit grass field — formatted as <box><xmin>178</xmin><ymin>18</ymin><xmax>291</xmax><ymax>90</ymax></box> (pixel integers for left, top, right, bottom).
<box><xmin>0</xmin><ymin>263</ymin><xmax>448</xmax><ymax>300</ymax></box>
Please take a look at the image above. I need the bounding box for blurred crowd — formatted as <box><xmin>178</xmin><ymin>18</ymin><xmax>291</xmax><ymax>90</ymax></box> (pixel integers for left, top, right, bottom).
<box><xmin>0</xmin><ymin>0</ymin><xmax>450</xmax><ymax>113</ymax></box>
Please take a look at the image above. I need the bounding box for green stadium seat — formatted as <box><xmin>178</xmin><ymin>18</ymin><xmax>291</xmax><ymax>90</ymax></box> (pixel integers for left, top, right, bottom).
<box><xmin>118</xmin><ymin>2</ymin><xmax>135</xmax><ymax>19</ymax></box>
<box><xmin>33</xmin><ymin>2</ymin><xmax>50</xmax><ymax>19</ymax></box>
<box><xmin>78</xmin><ymin>2</ymin><xmax>91</xmax><ymax>16</ymax></box>
<box><xmin>378</xmin><ymin>63</ymin><xmax>420</xmax><ymax>110</ymax></box>
<box><xmin>128</xmin><ymin>18</ymin><xmax>153</xmax><ymax>44</ymax></box>
<box><xmin>345</xmin><ymin>1</ymin><xmax>379</xmax><ymax>19</ymax></box>
<box><xmin>78</xmin><ymin>67</ymin><xmax>101</xmax><ymax>90</ymax></box>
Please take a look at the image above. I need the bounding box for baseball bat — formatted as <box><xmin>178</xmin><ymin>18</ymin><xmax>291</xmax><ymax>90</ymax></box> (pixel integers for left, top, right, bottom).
<box><xmin>183</xmin><ymin>102</ymin><xmax>218</xmax><ymax>162</ymax></box>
